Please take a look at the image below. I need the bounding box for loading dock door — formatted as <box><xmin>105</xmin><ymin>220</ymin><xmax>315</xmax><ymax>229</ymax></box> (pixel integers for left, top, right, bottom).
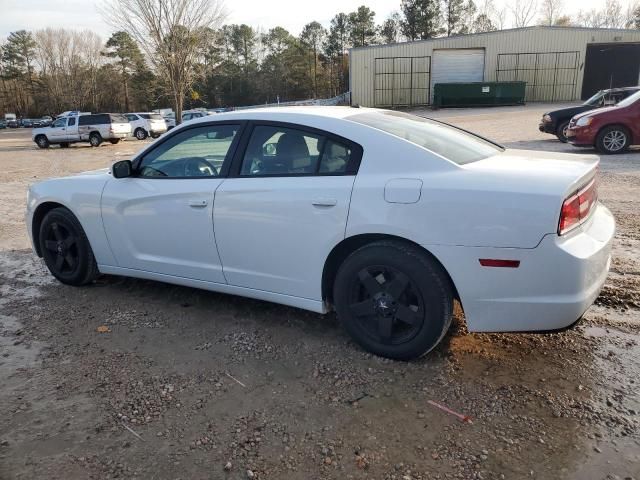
<box><xmin>431</xmin><ymin>49</ymin><xmax>485</xmax><ymax>100</ymax></box>
<box><xmin>581</xmin><ymin>43</ymin><xmax>640</xmax><ymax>100</ymax></box>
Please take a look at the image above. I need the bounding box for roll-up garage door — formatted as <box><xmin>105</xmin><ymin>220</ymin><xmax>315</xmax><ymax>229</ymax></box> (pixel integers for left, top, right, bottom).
<box><xmin>431</xmin><ymin>49</ymin><xmax>485</xmax><ymax>100</ymax></box>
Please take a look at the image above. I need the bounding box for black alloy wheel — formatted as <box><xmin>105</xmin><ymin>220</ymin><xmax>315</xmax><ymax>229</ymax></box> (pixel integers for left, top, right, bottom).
<box><xmin>349</xmin><ymin>265</ymin><xmax>424</xmax><ymax>346</ymax></box>
<box><xmin>39</xmin><ymin>207</ymin><xmax>98</xmax><ymax>285</ymax></box>
<box><xmin>333</xmin><ymin>241</ymin><xmax>453</xmax><ymax>360</ymax></box>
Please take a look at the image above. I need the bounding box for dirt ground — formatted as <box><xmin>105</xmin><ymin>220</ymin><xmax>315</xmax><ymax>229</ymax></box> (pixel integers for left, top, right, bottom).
<box><xmin>0</xmin><ymin>105</ymin><xmax>639</xmax><ymax>480</ymax></box>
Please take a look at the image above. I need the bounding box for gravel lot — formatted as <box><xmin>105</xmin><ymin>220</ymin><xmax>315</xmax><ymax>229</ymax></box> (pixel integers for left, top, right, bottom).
<box><xmin>1</xmin><ymin>105</ymin><xmax>639</xmax><ymax>480</ymax></box>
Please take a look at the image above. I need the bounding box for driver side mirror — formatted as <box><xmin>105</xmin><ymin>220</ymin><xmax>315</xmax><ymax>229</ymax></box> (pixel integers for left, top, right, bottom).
<box><xmin>112</xmin><ymin>160</ymin><xmax>133</xmax><ymax>178</ymax></box>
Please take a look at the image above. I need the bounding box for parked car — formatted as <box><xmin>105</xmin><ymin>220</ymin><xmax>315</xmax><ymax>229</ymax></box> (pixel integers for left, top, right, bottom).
<box><xmin>7</xmin><ymin>120</ymin><xmax>18</xmax><ymax>128</ymax></box>
<box><xmin>566</xmin><ymin>89</ymin><xmax>640</xmax><ymax>154</ymax></box>
<box><xmin>0</xmin><ymin>120</ymin><xmax>6</xmax><ymax>129</ymax></box>
<box><xmin>539</xmin><ymin>87</ymin><xmax>640</xmax><ymax>142</ymax></box>
<box><xmin>125</xmin><ymin>112</ymin><xmax>167</xmax><ymax>140</ymax></box>
<box><xmin>164</xmin><ymin>110</ymin><xmax>210</xmax><ymax>129</ymax></box>
<box><xmin>25</xmin><ymin>107</ymin><xmax>613</xmax><ymax>360</ymax></box>
<box><xmin>22</xmin><ymin>119</ymin><xmax>34</xmax><ymax>128</ymax></box>
<box><xmin>32</xmin><ymin>113</ymin><xmax>131</xmax><ymax>148</ymax></box>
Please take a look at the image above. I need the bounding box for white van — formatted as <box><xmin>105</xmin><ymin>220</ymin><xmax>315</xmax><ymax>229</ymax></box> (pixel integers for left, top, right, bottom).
<box><xmin>32</xmin><ymin>113</ymin><xmax>131</xmax><ymax>148</ymax></box>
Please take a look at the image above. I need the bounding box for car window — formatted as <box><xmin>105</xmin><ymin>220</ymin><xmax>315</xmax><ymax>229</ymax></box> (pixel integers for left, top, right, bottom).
<box><xmin>138</xmin><ymin>124</ymin><xmax>239</xmax><ymax>178</ymax></box>
<box><xmin>348</xmin><ymin>111</ymin><xmax>501</xmax><ymax>165</ymax></box>
<box><xmin>52</xmin><ymin>118</ymin><xmax>66</xmax><ymax>128</ymax></box>
<box><xmin>617</xmin><ymin>90</ymin><xmax>640</xmax><ymax>108</ymax></box>
<box><xmin>110</xmin><ymin>114</ymin><xmax>129</xmax><ymax>124</ymax></box>
<box><xmin>241</xmin><ymin>125</ymin><xmax>323</xmax><ymax>176</ymax></box>
<box><xmin>318</xmin><ymin>139</ymin><xmax>353</xmax><ymax>174</ymax></box>
<box><xmin>126</xmin><ymin>114</ymin><xmax>138</xmax><ymax>121</ymax></box>
<box><xmin>67</xmin><ymin>117</ymin><xmax>76</xmax><ymax>127</ymax></box>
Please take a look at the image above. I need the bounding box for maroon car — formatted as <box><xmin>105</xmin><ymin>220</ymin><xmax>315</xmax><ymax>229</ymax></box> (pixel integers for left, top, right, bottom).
<box><xmin>566</xmin><ymin>89</ymin><xmax>640</xmax><ymax>154</ymax></box>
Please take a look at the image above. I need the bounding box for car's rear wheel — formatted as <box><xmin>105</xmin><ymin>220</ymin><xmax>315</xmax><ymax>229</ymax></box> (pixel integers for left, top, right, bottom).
<box><xmin>39</xmin><ymin>207</ymin><xmax>98</xmax><ymax>286</ymax></box>
<box><xmin>89</xmin><ymin>132</ymin><xmax>102</xmax><ymax>147</ymax></box>
<box><xmin>596</xmin><ymin>125</ymin><xmax>630</xmax><ymax>154</ymax></box>
<box><xmin>135</xmin><ymin>128</ymin><xmax>148</xmax><ymax>140</ymax></box>
<box><xmin>109</xmin><ymin>138</ymin><xmax>121</xmax><ymax>145</ymax></box>
<box><xmin>556</xmin><ymin>121</ymin><xmax>570</xmax><ymax>143</ymax></box>
<box><xmin>333</xmin><ymin>241</ymin><xmax>453</xmax><ymax>360</ymax></box>
<box><xmin>35</xmin><ymin>135</ymin><xmax>49</xmax><ymax>149</ymax></box>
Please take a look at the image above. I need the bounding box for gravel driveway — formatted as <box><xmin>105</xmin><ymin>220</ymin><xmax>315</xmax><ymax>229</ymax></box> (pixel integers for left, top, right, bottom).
<box><xmin>1</xmin><ymin>106</ymin><xmax>639</xmax><ymax>480</ymax></box>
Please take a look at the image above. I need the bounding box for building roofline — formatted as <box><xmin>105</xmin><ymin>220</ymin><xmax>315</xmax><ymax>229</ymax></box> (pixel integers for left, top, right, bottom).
<box><xmin>349</xmin><ymin>25</ymin><xmax>640</xmax><ymax>53</ymax></box>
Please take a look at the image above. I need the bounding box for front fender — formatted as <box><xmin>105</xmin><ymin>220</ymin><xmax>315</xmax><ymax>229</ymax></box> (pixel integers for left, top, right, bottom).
<box><xmin>27</xmin><ymin>175</ymin><xmax>117</xmax><ymax>266</ymax></box>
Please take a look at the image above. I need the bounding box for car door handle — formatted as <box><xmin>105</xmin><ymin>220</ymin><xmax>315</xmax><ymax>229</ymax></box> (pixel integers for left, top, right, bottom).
<box><xmin>188</xmin><ymin>199</ymin><xmax>208</xmax><ymax>208</ymax></box>
<box><xmin>312</xmin><ymin>198</ymin><xmax>337</xmax><ymax>207</ymax></box>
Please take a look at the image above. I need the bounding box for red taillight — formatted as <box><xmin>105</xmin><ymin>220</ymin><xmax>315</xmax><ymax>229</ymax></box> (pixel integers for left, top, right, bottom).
<box><xmin>558</xmin><ymin>177</ymin><xmax>598</xmax><ymax>235</ymax></box>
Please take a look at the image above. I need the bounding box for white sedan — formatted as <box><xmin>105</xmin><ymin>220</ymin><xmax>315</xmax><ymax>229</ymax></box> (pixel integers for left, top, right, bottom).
<box><xmin>25</xmin><ymin>107</ymin><xmax>614</xmax><ymax>360</ymax></box>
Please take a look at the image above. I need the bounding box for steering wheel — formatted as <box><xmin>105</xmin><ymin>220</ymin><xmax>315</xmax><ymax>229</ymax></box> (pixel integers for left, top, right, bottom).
<box><xmin>182</xmin><ymin>157</ymin><xmax>218</xmax><ymax>177</ymax></box>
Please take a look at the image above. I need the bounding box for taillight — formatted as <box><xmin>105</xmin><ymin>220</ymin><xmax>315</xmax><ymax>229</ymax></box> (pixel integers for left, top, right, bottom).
<box><xmin>558</xmin><ymin>177</ymin><xmax>598</xmax><ymax>235</ymax></box>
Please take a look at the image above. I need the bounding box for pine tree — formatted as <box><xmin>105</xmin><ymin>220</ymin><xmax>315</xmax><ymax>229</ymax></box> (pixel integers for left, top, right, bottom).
<box><xmin>400</xmin><ymin>0</ymin><xmax>442</xmax><ymax>40</ymax></box>
<box><xmin>348</xmin><ymin>6</ymin><xmax>377</xmax><ymax>47</ymax></box>
<box><xmin>103</xmin><ymin>31</ymin><xmax>145</xmax><ymax>112</ymax></box>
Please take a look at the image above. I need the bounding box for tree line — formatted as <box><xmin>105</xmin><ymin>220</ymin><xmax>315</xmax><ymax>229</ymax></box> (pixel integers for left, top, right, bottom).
<box><xmin>1</xmin><ymin>0</ymin><xmax>640</xmax><ymax>118</ymax></box>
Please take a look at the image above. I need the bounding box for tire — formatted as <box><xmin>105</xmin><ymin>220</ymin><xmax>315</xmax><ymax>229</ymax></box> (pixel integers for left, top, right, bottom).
<box><xmin>135</xmin><ymin>128</ymin><xmax>148</xmax><ymax>140</ymax></box>
<box><xmin>89</xmin><ymin>132</ymin><xmax>102</xmax><ymax>147</ymax></box>
<box><xmin>150</xmin><ymin>133</ymin><xmax>160</xmax><ymax>139</ymax></box>
<box><xmin>333</xmin><ymin>241</ymin><xmax>453</xmax><ymax>360</ymax></box>
<box><xmin>35</xmin><ymin>135</ymin><xmax>50</xmax><ymax>149</ymax></box>
<box><xmin>60</xmin><ymin>142</ymin><xmax>69</xmax><ymax>148</ymax></box>
<box><xmin>38</xmin><ymin>207</ymin><xmax>98</xmax><ymax>286</ymax></box>
<box><xmin>596</xmin><ymin>125</ymin><xmax>631</xmax><ymax>154</ymax></box>
<box><xmin>556</xmin><ymin>121</ymin><xmax>569</xmax><ymax>143</ymax></box>
<box><xmin>109</xmin><ymin>138</ymin><xmax>121</xmax><ymax>145</ymax></box>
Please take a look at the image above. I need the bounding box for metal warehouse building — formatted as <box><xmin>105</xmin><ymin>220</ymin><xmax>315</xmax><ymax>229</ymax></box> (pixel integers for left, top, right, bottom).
<box><xmin>349</xmin><ymin>26</ymin><xmax>640</xmax><ymax>107</ymax></box>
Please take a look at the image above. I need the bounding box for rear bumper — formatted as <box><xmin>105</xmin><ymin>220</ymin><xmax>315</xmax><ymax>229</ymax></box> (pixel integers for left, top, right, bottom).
<box><xmin>427</xmin><ymin>203</ymin><xmax>615</xmax><ymax>332</ymax></box>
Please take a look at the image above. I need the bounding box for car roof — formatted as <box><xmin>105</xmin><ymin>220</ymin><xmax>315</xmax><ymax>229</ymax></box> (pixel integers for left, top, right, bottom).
<box><xmin>187</xmin><ymin>106</ymin><xmax>376</xmax><ymax>125</ymax></box>
<box><xmin>601</xmin><ymin>86</ymin><xmax>640</xmax><ymax>93</ymax></box>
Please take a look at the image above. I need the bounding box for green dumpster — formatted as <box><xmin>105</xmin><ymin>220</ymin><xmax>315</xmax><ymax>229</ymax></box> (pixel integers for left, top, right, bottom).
<box><xmin>433</xmin><ymin>81</ymin><xmax>526</xmax><ymax>108</ymax></box>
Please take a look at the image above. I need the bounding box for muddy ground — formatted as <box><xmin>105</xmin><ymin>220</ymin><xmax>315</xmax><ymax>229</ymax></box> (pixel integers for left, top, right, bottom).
<box><xmin>0</xmin><ymin>105</ymin><xmax>638</xmax><ymax>480</ymax></box>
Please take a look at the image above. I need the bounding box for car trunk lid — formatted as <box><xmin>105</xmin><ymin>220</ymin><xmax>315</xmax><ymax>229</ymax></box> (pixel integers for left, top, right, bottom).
<box><xmin>464</xmin><ymin>149</ymin><xmax>599</xmax><ymax>198</ymax></box>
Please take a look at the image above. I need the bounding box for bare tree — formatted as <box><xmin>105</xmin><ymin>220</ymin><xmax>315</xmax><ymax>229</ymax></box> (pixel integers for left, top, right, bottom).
<box><xmin>539</xmin><ymin>0</ymin><xmax>564</xmax><ymax>25</ymax></box>
<box><xmin>101</xmin><ymin>0</ymin><xmax>227</xmax><ymax>123</ymax></box>
<box><xmin>510</xmin><ymin>0</ymin><xmax>537</xmax><ymax>27</ymax></box>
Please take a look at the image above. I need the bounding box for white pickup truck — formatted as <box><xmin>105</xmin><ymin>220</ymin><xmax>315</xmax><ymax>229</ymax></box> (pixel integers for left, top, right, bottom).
<box><xmin>32</xmin><ymin>113</ymin><xmax>131</xmax><ymax>148</ymax></box>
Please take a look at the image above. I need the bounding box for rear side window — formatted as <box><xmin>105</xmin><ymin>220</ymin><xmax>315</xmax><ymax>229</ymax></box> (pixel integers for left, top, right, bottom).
<box><xmin>67</xmin><ymin>117</ymin><xmax>76</xmax><ymax>127</ymax></box>
<box><xmin>110</xmin><ymin>114</ymin><xmax>129</xmax><ymax>124</ymax></box>
<box><xmin>240</xmin><ymin>125</ymin><xmax>361</xmax><ymax>176</ymax></box>
<box><xmin>348</xmin><ymin>111</ymin><xmax>501</xmax><ymax>165</ymax></box>
<box><xmin>80</xmin><ymin>114</ymin><xmax>109</xmax><ymax>125</ymax></box>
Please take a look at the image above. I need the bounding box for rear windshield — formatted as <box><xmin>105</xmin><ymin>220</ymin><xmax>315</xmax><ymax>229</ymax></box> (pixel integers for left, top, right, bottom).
<box><xmin>348</xmin><ymin>110</ymin><xmax>501</xmax><ymax>165</ymax></box>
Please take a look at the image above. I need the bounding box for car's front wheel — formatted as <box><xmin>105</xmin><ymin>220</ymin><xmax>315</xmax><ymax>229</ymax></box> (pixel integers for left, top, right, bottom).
<box><xmin>556</xmin><ymin>121</ymin><xmax>570</xmax><ymax>143</ymax></box>
<box><xmin>38</xmin><ymin>207</ymin><xmax>98</xmax><ymax>286</ymax></box>
<box><xmin>333</xmin><ymin>241</ymin><xmax>453</xmax><ymax>360</ymax></box>
<box><xmin>35</xmin><ymin>135</ymin><xmax>49</xmax><ymax>149</ymax></box>
<box><xmin>596</xmin><ymin>125</ymin><xmax>630</xmax><ymax>154</ymax></box>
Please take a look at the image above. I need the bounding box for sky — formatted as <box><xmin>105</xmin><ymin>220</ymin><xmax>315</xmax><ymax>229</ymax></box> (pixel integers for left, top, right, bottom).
<box><xmin>0</xmin><ymin>0</ymin><xmax>633</xmax><ymax>40</ymax></box>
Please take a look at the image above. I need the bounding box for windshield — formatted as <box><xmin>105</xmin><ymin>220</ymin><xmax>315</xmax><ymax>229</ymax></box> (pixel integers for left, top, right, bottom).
<box><xmin>347</xmin><ymin>110</ymin><xmax>501</xmax><ymax>165</ymax></box>
<box><xmin>616</xmin><ymin>90</ymin><xmax>640</xmax><ymax>108</ymax></box>
<box><xmin>584</xmin><ymin>90</ymin><xmax>606</xmax><ymax>106</ymax></box>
